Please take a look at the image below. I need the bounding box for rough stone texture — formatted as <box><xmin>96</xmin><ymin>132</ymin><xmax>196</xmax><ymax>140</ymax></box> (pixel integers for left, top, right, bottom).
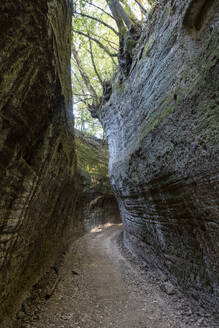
<box><xmin>0</xmin><ymin>1</ymin><xmax>79</xmax><ymax>326</ymax></box>
<box><xmin>97</xmin><ymin>0</ymin><xmax>219</xmax><ymax>309</ymax></box>
<box><xmin>75</xmin><ymin>130</ymin><xmax>121</xmax><ymax>231</ymax></box>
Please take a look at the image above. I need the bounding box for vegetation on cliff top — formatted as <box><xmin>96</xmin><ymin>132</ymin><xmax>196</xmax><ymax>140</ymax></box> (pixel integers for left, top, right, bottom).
<box><xmin>72</xmin><ymin>0</ymin><xmax>157</xmax><ymax>136</ymax></box>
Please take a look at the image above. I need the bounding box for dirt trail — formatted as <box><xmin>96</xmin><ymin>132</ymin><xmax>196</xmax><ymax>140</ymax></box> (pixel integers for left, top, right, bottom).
<box><xmin>21</xmin><ymin>224</ymin><xmax>217</xmax><ymax>328</ymax></box>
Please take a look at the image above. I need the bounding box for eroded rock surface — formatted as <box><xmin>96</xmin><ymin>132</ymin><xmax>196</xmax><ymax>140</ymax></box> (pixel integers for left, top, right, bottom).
<box><xmin>8</xmin><ymin>130</ymin><xmax>120</xmax><ymax>328</ymax></box>
<box><xmin>97</xmin><ymin>0</ymin><xmax>219</xmax><ymax>309</ymax></box>
<box><xmin>75</xmin><ymin>130</ymin><xmax>120</xmax><ymax>231</ymax></box>
<box><xmin>0</xmin><ymin>1</ymin><xmax>78</xmax><ymax>326</ymax></box>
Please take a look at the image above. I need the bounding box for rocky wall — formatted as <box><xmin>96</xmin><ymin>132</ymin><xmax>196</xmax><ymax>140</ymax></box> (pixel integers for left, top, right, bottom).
<box><xmin>75</xmin><ymin>130</ymin><xmax>121</xmax><ymax>232</ymax></box>
<box><xmin>97</xmin><ymin>0</ymin><xmax>219</xmax><ymax>309</ymax></box>
<box><xmin>0</xmin><ymin>1</ymin><xmax>79</xmax><ymax>326</ymax></box>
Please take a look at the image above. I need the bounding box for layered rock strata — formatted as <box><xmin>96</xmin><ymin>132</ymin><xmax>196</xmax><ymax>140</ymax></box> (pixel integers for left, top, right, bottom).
<box><xmin>97</xmin><ymin>0</ymin><xmax>219</xmax><ymax>309</ymax></box>
<box><xmin>75</xmin><ymin>130</ymin><xmax>120</xmax><ymax>231</ymax></box>
<box><xmin>0</xmin><ymin>1</ymin><xmax>78</xmax><ymax>326</ymax></box>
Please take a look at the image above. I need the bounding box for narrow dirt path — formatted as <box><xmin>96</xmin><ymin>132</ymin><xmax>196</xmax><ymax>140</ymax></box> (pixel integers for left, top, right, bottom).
<box><xmin>22</xmin><ymin>224</ymin><xmax>216</xmax><ymax>328</ymax></box>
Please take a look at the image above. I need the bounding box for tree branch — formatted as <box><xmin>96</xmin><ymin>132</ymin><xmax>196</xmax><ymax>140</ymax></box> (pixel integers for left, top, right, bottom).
<box><xmin>73</xmin><ymin>11</ymin><xmax>119</xmax><ymax>36</ymax></box>
<box><xmin>72</xmin><ymin>44</ymin><xmax>98</xmax><ymax>103</ymax></box>
<box><xmin>119</xmin><ymin>0</ymin><xmax>139</xmax><ymax>24</ymax></box>
<box><xmin>90</xmin><ymin>32</ymin><xmax>119</xmax><ymax>51</ymax></box>
<box><xmin>82</xmin><ymin>1</ymin><xmax>115</xmax><ymax>20</ymax></box>
<box><xmin>106</xmin><ymin>0</ymin><xmax>127</xmax><ymax>35</ymax></box>
<box><xmin>134</xmin><ymin>0</ymin><xmax>147</xmax><ymax>15</ymax></box>
<box><xmin>88</xmin><ymin>37</ymin><xmax>103</xmax><ymax>86</ymax></box>
<box><xmin>73</xmin><ymin>29</ymin><xmax>118</xmax><ymax>58</ymax></box>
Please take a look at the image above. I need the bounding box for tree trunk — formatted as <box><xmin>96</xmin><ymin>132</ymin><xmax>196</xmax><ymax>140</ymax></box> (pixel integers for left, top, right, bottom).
<box><xmin>72</xmin><ymin>43</ymin><xmax>98</xmax><ymax>104</ymax></box>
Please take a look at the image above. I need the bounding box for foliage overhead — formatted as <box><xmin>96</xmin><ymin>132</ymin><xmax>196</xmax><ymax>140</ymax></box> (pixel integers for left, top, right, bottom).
<box><xmin>72</xmin><ymin>0</ymin><xmax>157</xmax><ymax>137</ymax></box>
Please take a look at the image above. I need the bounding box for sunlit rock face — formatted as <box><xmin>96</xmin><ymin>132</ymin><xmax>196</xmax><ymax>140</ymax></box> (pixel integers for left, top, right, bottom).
<box><xmin>98</xmin><ymin>0</ymin><xmax>219</xmax><ymax>309</ymax></box>
<box><xmin>0</xmin><ymin>1</ymin><xmax>78</xmax><ymax>326</ymax></box>
<box><xmin>75</xmin><ymin>130</ymin><xmax>121</xmax><ymax>232</ymax></box>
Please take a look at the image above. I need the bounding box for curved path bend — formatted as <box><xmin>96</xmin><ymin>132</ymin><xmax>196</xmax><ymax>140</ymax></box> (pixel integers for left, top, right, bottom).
<box><xmin>23</xmin><ymin>224</ymin><xmax>215</xmax><ymax>328</ymax></box>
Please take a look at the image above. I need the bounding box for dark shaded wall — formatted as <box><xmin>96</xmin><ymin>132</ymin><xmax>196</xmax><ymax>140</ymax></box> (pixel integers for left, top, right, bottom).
<box><xmin>97</xmin><ymin>0</ymin><xmax>219</xmax><ymax>309</ymax></box>
<box><xmin>0</xmin><ymin>1</ymin><xmax>80</xmax><ymax>326</ymax></box>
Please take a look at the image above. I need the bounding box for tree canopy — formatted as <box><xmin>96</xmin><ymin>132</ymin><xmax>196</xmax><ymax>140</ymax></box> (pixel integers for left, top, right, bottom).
<box><xmin>72</xmin><ymin>0</ymin><xmax>157</xmax><ymax>137</ymax></box>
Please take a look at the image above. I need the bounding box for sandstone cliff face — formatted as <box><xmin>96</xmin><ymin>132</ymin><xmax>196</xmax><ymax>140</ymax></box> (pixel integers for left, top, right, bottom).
<box><xmin>75</xmin><ymin>130</ymin><xmax>120</xmax><ymax>232</ymax></box>
<box><xmin>0</xmin><ymin>1</ymin><xmax>78</xmax><ymax>326</ymax></box>
<box><xmin>97</xmin><ymin>0</ymin><xmax>219</xmax><ymax>308</ymax></box>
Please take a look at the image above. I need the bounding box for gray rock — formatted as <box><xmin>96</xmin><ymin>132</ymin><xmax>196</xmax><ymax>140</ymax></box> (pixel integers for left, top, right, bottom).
<box><xmin>97</xmin><ymin>0</ymin><xmax>219</xmax><ymax>312</ymax></box>
<box><xmin>160</xmin><ymin>282</ymin><xmax>176</xmax><ymax>296</ymax></box>
<box><xmin>0</xmin><ymin>0</ymin><xmax>79</xmax><ymax>326</ymax></box>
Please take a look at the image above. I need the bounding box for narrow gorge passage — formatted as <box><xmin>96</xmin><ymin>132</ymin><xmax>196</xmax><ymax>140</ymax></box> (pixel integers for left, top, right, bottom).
<box><xmin>18</xmin><ymin>225</ymin><xmax>216</xmax><ymax>328</ymax></box>
<box><xmin>1</xmin><ymin>0</ymin><xmax>218</xmax><ymax>327</ymax></box>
